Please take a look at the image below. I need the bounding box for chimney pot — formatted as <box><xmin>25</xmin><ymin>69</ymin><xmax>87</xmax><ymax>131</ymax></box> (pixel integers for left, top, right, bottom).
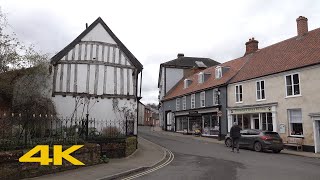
<box><xmin>177</xmin><ymin>53</ymin><xmax>184</xmax><ymax>58</ymax></box>
<box><xmin>296</xmin><ymin>16</ymin><xmax>308</xmax><ymax>36</ymax></box>
<box><xmin>244</xmin><ymin>38</ymin><xmax>259</xmax><ymax>55</ymax></box>
<box><xmin>86</xmin><ymin>23</ymin><xmax>88</xmax><ymax>29</ymax></box>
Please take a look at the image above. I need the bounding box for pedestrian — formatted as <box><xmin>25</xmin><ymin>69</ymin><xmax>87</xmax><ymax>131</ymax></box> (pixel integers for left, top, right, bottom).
<box><xmin>230</xmin><ymin>122</ymin><xmax>241</xmax><ymax>153</ymax></box>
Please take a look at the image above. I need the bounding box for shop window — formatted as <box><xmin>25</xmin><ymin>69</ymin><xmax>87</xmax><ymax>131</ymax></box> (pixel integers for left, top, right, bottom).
<box><xmin>261</xmin><ymin>113</ymin><xmax>273</xmax><ymax>131</ymax></box>
<box><xmin>176</xmin><ymin>98</ymin><xmax>180</xmax><ymax>111</ymax></box>
<box><xmin>203</xmin><ymin>114</ymin><xmax>219</xmax><ymax>136</ymax></box>
<box><xmin>176</xmin><ymin>116</ymin><xmax>188</xmax><ymax>132</ymax></box>
<box><xmin>232</xmin><ymin>114</ymin><xmax>250</xmax><ymax>129</ymax></box>
<box><xmin>288</xmin><ymin>109</ymin><xmax>303</xmax><ymax>136</ymax></box>
<box><xmin>200</xmin><ymin>91</ymin><xmax>205</xmax><ymax>107</ymax></box>
<box><xmin>189</xmin><ymin>116</ymin><xmax>202</xmax><ymax>132</ymax></box>
<box><xmin>256</xmin><ymin>80</ymin><xmax>265</xmax><ymax>100</ymax></box>
<box><xmin>182</xmin><ymin>96</ymin><xmax>186</xmax><ymax>110</ymax></box>
<box><xmin>285</xmin><ymin>73</ymin><xmax>300</xmax><ymax>97</ymax></box>
<box><xmin>191</xmin><ymin>94</ymin><xmax>195</xmax><ymax>109</ymax></box>
<box><xmin>235</xmin><ymin>85</ymin><xmax>243</xmax><ymax>103</ymax></box>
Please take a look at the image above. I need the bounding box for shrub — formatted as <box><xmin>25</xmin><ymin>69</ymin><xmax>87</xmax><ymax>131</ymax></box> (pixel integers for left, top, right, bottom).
<box><xmin>102</xmin><ymin>126</ymin><xmax>121</xmax><ymax>137</ymax></box>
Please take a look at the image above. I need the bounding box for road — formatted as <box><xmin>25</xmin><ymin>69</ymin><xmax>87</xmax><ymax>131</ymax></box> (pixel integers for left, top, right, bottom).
<box><xmin>137</xmin><ymin>126</ymin><xmax>320</xmax><ymax>180</ymax></box>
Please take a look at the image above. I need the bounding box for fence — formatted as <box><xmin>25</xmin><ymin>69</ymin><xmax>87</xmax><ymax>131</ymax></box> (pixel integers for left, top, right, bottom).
<box><xmin>0</xmin><ymin>112</ymin><xmax>135</xmax><ymax>151</ymax></box>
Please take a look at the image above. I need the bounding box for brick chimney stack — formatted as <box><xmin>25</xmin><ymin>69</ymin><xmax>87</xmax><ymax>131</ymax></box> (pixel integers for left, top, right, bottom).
<box><xmin>245</xmin><ymin>37</ymin><xmax>259</xmax><ymax>55</ymax></box>
<box><xmin>296</xmin><ymin>16</ymin><xmax>308</xmax><ymax>36</ymax></box>
<box><xmin>177</xmin><ymin>53</ymin><xmax>184</xmax><ymax>58</ymax></box>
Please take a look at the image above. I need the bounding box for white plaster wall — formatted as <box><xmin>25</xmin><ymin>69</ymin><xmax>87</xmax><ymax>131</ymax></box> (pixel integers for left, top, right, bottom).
<box><xmin>82</xmin><ymin>23</ymin><xmax>116</xmax><ymax>44</ymax></box>
<box><xmin>227</xmin><ymin>65</ymin><xmax>320</xmax><ymax>146</ymax></box>
<box><xmin>54</xmin><ymin>64</ymin><xmax>134</xmax><ymax>96</ymax></box>
<box><xmin>52</xmin><ymin>96</ymin><xmax>137</xmax><ymax>134</ymax></box>
<box><xmin>166</xmin><ymin>68</ymin><xmax>184</xmax><ymax>93</ymax></box>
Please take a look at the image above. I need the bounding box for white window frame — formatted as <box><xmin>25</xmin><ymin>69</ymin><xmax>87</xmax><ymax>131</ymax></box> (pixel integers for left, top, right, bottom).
<box><xmin>191</xmin><ymin>94</ymin><xmax>195</xmax><ymax>109</ymax></box>
<box><xmin>182</xmin><ymin>96</ymin><xmax>186</xmax><ymax>110</ymax></box>
<box><xmin>198</xmin><ymin>72</ymin><xmax>204</xmax><ymax>83</ymax></box>
<box><xmin>285</xmin><ymin>73</ymin><xmax>301</xmax><ymax>97</ymax></box>
<box><xmin>215</xmin><ymin>66</ymin><xmax>222</xmax><ymax>79</ymax></box>
<box><xmin>256</xmin><ymin>80</ymin><xmax>266</xmax><ymax>101</ymax></box>
<box><xmin>235</xmin><ymin>85</ymin><xmax>243</xmax><ymax>103</ymax></box>
<box><xmin>200</xmin><ymin>91</ymin><xmax>205</xmax><ymax>107</ymax></box>
<box><xmin>176</xmin><ymin>98</ymin><xmax>180</xmax><ymax>111</ymax></box>
<box><xmin>213</xmin><ymin>89</ymin><xmax>219</xmax><ymax>105</ymax></box>
<box><xmin>288</xmin><ymin>109</ymin><xmax>304</xmax><ymax>137</ymax></box>
<box><xmin>184</xmin><ymin>79</ymin><xmax>188</xmax><ymax>89</ymax></box>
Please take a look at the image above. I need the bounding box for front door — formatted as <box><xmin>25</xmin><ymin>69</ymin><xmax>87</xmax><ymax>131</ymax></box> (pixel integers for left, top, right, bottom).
<box><xmin>252</xmin><ymin>114</ymin><xmax>260</xmax><ymax>130</ymax></box>
<box><xmin>166</xmin><ymin>112</ymin><xmax>172</xmax><ymax>131</ymax></box>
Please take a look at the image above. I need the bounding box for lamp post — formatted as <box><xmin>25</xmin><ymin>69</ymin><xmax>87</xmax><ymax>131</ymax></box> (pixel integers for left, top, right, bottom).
<box><xmin>216</xmin><ymin>89</ymin><xmax>222</xmax><ymax>141</ymax></box>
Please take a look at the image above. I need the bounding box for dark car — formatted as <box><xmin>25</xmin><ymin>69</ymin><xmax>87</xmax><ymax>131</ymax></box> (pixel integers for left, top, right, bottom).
<box><xmin>225</xmin><ymin>129</ymin><xmax>284</xmax><ymax>153</ymax></box>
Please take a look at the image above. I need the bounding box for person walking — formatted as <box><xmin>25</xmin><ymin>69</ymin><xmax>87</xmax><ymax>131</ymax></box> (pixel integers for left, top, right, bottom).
<box><xmin>230</xmin><ymin>122</ymin><xmax>242</xmax><ymax>153</ymax></box>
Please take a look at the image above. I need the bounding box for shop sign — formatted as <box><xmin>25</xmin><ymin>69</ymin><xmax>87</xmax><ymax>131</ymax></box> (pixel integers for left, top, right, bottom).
<box><xmin>189</xmin><ymin>111</ymin><xmax>201</xmax><ymax>117</ymax></box>
<box><xmin>230</xmin><ymin>106</ymin><xmax>272</xmax><ymax>114</ymax></box>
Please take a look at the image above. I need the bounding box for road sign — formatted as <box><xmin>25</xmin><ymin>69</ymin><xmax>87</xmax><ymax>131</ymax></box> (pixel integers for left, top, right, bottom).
<box><xmin>217</xmin><ymin>111</ymin><xmax>223</xmax><ymax>117</ymax></box>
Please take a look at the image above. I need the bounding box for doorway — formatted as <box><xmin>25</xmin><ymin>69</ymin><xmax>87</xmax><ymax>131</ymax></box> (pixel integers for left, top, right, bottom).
<box><xmin>314</xmin><ymin>120</ymin><xmax>320</xmax><ymax>153</ymax></box>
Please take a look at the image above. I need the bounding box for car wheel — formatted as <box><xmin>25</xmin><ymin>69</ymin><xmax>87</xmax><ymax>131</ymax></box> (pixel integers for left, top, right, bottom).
<box><xmin>272</xmin><ymin>150</ymin><xmax>281</xmax><ymax>153</ymax></box>
<box><xmin>225</xmin><ymin>138</ymin><xmax>232</xmax><ymax>147</ymax></box>
<box><xmin>254</xmin><ymin>142</ymin><xmax>262</xmax><ymax>152</ymax></box>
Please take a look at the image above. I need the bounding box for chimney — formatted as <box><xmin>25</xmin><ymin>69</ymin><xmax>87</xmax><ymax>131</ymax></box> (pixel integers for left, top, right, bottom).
<box><xmin>177</xmin><ymin>53</ymin><xmax>184</xmax><ymax>58</ymax></box>
<box><xmin>296</xmin><ymin>16</ymin><xmax>308</xmax><ymax>36</ymax></box>
<box><xmin>86</xmin><ymin>23</ymin><xmax>88</xmax><ymax>29</ymax></box>
<box><xmin>245</xmin><ymin>37</ymin><xmax>259</xmax><ymax>55</ymax></box>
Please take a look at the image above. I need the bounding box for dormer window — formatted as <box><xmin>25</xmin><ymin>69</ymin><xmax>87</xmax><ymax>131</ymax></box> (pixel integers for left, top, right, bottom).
<box><xmin>198</xmin><ymin>72</ymin><xmax>204</xmax><ymax>83</ymax></box>
<box><xmin>184</xmin><ymin>79</ymin><xmax>192</xmax><ymax>89</ymax></box>
<box><xmin>184</xmin><ymin>79</ymin><xmax>188</xmax><ymax>88</ymax></box>
<box><xmin>215</xmin><ymin>66</ymin><xmax>222</xmax><ymax>79</ymax></box>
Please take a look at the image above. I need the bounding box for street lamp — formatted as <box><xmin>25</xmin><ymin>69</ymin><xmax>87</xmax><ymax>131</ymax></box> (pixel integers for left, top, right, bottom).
<box><xmin>216</xmin><ymin>89</ymin><xmax>222</xmax><ymax>140</ymax></box>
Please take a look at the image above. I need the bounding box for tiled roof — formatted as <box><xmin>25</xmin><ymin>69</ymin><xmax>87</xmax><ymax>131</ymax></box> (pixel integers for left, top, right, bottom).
<box><xmin>51</xmin><ymin>17</ymin><xmax>143</xmax><ymax>72</ymax></box>
<box><xmin>163</xmin><ymin>57</ymin><xmax>248</xmax><ymax>100</ymax></box>
<box><xmin>162</xmin><ymin>57</ymin><xmax>220</xmax><ymax>68</ymax></box>
<box><xmin>230</xmin><ymin>27</ymin><xmax>320</xmax><ymax>83</ymax></box>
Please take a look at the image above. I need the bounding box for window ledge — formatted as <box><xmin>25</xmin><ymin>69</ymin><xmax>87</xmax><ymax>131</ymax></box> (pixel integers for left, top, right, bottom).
<box><xmin>256</xmin><ymin>99</ymin><xmax>266</xmax><ymax>102</ymax></box>
<box><xmin>235</xmin><ymin>101</ymin><xmax>243</xmax><ymax>104</ymax></box>
<box><xmin>285</xmin><ymin>94</ymin><xmax>302</xmax><ymax>99</ymax></box>
<box><xmin>288</xmin><ymin>135</ymin><xmax>304</xmax><ymax>139</ymax></box>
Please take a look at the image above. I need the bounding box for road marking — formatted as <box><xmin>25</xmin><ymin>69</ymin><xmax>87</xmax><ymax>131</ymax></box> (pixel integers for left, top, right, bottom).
<box><xmin>121</xmin><ymin>139</ymin><xmax>175</xmax><ymax>180</ymax></box>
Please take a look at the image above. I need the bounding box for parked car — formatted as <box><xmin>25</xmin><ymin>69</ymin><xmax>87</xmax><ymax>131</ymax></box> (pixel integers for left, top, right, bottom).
<box><xmin>225</xmin><ymin>129</ymin><xmax>284</xmax><ymax>153</ymax></box>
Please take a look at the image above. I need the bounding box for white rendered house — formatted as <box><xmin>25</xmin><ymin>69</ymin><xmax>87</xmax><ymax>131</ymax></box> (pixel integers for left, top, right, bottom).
<box><xmin>50</xmin><ymin>17</ymin><xmax>143</xmax><ymax>135</ymax></box>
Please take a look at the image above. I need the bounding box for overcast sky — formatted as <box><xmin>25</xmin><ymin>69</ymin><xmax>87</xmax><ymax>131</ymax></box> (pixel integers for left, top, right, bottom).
<box><xmin>1</xmin><ymin>0</ymin><xmax>320</xmax><ymax>104</ymax></box>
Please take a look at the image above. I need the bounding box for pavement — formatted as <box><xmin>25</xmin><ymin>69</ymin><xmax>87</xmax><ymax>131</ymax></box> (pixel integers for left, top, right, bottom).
<box><xmin>27</xmin><ymin>137</ymin><xmax>166</xmax><ymax>180</ymax></box>
<box><xmin>150</xmin><ymin>126</ymin><xmax>320</xmax><ymax>158</ymax></box>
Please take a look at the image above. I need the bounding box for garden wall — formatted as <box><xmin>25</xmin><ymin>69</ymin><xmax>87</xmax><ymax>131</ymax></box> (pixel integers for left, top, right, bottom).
<box><xmin>0</xmin><ymin>143</ymin><xmax>101</xmax><ymax>180</ymax></box>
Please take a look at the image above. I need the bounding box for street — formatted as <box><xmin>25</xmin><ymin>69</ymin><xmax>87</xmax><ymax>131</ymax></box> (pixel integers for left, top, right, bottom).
<box><xmin>137</xmin><ymin>127</ymin><xmax>320</xmax><ymax>180</ymax></box>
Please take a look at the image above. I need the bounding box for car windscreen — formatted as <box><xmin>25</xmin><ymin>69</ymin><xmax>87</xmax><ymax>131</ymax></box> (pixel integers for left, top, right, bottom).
<box><xmin>264</xmin><ymin>132</ymin><xmax>280</xmax><ymax>138</ymax></box>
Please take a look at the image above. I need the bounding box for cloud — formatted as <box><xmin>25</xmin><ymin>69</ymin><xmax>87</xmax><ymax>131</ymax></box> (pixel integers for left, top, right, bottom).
<box><xmin>1</xmin><ymin>0</ymin><xmax>320</xmax><ymax>104</ymax></box>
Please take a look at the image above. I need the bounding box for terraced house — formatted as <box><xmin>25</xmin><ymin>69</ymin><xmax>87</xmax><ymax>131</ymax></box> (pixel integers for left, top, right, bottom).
<box><xmin>227</xmin><ymin>16</ymin><xmax>320</xmax><ymax>153</ymax></box>
<box><xmin>161</xmin><ymin>58</ymin><xmax>246</xmax><ymax>139</ymax></box>
<box><xmin>158</xmin><ymin>54</ymin><xmax>219</xmax><ymax>130</ymax></box>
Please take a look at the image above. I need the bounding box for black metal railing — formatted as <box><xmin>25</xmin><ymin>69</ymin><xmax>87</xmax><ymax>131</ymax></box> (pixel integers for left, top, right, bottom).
<box><xmin>0</xmin><ymin>112</ymin><xmax>135</xmax><ymax>151</ymax></box>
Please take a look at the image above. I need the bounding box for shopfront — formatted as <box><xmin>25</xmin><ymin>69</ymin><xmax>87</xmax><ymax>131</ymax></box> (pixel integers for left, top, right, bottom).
<box><xmin>227</xmin><ymin>104</ymin><xmax>277</xmax><ymax>132</ymax></box>
<box><xmin>175</xmin><ymin>107</ymin><xmax>220</xmax><ymax>136</ymax></box>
